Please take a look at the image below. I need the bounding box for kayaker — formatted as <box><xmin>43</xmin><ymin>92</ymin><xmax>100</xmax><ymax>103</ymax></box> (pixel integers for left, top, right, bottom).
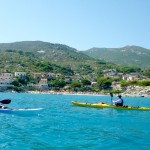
<box><xmin>0</xmin><ymin>99</ymin><xmax>11</xmax><ymax>109</ymax></box>
<box><xmin>112</xmin><ymin>95</ymin><xmax>124</xmax><ymax>106</ymax></box>
<box><xmin>0</xmin><ymin>104</ymin><xmax>5</xmax><ymax>109</ymax></box>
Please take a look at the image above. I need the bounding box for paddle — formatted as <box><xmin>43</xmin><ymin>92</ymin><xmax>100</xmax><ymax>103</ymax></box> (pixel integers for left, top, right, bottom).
<box><xmin>0</xmin><ymin>99</ymin><xmax>11</xmax><ymax>104</ymax></box>
<box><xmin>110</xmin><ymin>92</ymin><xmax>113</xmax><ymax>104</ymax></box>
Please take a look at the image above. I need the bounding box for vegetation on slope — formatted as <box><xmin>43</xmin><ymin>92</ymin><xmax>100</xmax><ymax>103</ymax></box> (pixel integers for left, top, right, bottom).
<box><xmin>83</xmin><ymin>46</ymin><xmax>150</xmax><ymax>68</ymax></box>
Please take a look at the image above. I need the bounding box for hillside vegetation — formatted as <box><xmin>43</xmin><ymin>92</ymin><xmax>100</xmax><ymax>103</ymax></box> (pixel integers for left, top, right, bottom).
<box><xmin>0</xmin><ymin>41</ymin><xmax>149</xmax><ymax>77</ymax></box>
<box><xmin>1</xmin><ymin>41</ymin><xmax>150</xmax><ymax>93</ymax></box>
<box><xmin>0</xmin><ymin>41</ymin><xmax>117</xmax><ymax>76</ymax></box>
<box><xmin>83</xmin><ymin>46</ymin><xmax>150</xmax><ymax>68</ymax></box>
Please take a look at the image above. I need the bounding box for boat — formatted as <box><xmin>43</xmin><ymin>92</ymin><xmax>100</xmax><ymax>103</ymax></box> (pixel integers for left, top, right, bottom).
<box><xmin>72</xmin><ymin>101</ymin><xmax>150</xmax><ymax>111</ymax></box>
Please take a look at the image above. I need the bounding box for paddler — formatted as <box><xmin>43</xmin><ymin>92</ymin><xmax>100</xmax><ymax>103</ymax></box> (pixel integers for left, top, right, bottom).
<box><xmin>112</xmin><ymin>95</ymin><xmax>124</xmax><ymax>107</ymax></box>
<box><xmin>0</xmin><ymin>104</ymin><xmax>5</xmax><ymax>109</ymax></box>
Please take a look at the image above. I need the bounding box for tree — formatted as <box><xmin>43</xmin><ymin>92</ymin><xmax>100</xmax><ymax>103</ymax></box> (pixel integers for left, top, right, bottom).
<box><xmin>128</xmin><ymin>80</ymin><xmax>137</xmax><ymax>87</ymax></box>
<box><xmin>120</xmin><ymin>80</ymin><xmax>130</xmax><ymax>87</ymax></box>
<box><xmin>48</xmin><ymin>79</ymin><xmax>66</xmax><ymax>88</ymax></box>
<box><xmin>120</xmin><ymin>66</ymin><xmax>141</xmax><ymax>73</ymax></box>
<box><xmin>70</xmin><ymin>81</ymin><xmax>81</xmax><ymax>92</ymax></box>
<box><xmin>11</xmin><ymin>80</ymin><xmax>21</xmax><ymax>87</ymax></box>
<box><xmin>70</xmin><ymin>81</ymin><xmax>81</xmax><ymax>88</ymax></box>
<box><xmin>81</xmin><ymin>79</ymin><xmax>91</xmax><ymax>86</ymax></box>
<box><xmin>137</xmin><ymin>81</ymin><xmax>150</xmax><ymax>86</ymax></box>
<box><xmin>143</xmin><ymin>70</ymin><xmax>150</xmax><ymax>78</ymax></box>
<box><xmin>97</xmin><ymin>77</ymin><xmax>112</xmax><ymax>90</ymax></box>
<box><xmin>8</xmin><ymin>86</ymin><xmax>24</xmax><ymax>92</ymax></box>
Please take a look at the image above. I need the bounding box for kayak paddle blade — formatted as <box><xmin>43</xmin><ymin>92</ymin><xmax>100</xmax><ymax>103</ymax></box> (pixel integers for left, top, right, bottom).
<box><xmin>0</xmin><ymin>99</ymin><xmax>11</xmax><ymax>104</ymax></box>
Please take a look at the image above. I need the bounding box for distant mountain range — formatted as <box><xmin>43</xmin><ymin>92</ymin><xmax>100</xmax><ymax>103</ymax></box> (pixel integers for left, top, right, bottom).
<box><xmin>83</xmin><ymin>46</ymin><xmax>150</xmax><ymax>68</ymax></box>
<box><xmin>0</xmin><ymin>41</ymin><xmax>150</xmax><ymax>70</ymax></box>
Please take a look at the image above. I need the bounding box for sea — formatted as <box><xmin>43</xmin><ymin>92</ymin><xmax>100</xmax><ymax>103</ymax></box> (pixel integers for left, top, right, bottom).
<box><xmin>0</xmin><ymin>92</ymin><xmax>150</xmax><ymax>150</ymax></box>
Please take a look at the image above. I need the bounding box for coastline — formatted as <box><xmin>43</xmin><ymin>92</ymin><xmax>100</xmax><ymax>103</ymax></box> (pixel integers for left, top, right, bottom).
<box><xmin>26</xmin><ymin>90</ymin><xmax>150</xmax><ymax>98</ymax></box>
<box><xmin>26</xmin><ymin>91</ymin><xmax>107</xmax><ymax>96</ymax></box>
<box><xmin>122</xmin><ymin>86</ymin><xmax>150</xmax><ymax>98</ymax></box>
<box><xmin>3</xmin><ymin>85</ymin><xmax>150</xmax><ymax>98</ymax></box>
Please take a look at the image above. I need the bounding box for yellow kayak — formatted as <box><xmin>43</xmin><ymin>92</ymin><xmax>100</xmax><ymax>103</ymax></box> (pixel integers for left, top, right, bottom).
<box><xmin>72</xmin><ymin>101</ymin><xmax>150</xmax><ymax>111</ymax></box>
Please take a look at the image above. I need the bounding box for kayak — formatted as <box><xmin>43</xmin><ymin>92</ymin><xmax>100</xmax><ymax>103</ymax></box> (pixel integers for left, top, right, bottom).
<box><xmin>0</xmin><ymin>108</ymin><xmax>44</xmax><ymax>114</ymax></box>
<box><xmin>72</xmin><ymin>101</ymin><xmax>150</xmax><ymax>111</ymax></box>
<box><xmin>0</xmin><ymin>99</ymin><xmax>44</xmax><ymax>114</ymax></box>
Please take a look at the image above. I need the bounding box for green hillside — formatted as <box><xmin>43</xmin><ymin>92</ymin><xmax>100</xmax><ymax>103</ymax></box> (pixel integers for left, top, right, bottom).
<box><xmin>83</xmin><ymin>46</ymin><xmax>150</xmax><ymax>68</ymax></box>
<box><xmin>0</xmin><ymin>41</ymin><xmax>92</xmax><ymax>68</ymax></box>
<box><xmin>0</xmin><ymin>41</ymin><xmax>116</xmax><ymax>76</ymax></box>
<box><xmin>1</xmin><ymin>41</ymin><xmax>148</xmax><ymax>78</ymax></box>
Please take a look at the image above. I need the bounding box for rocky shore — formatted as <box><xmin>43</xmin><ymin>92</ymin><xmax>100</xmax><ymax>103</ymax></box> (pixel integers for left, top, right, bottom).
<box><xmin>123</xmin><ymin>86</ymin><xmax>150</xmax><ymax>98</ymax></box>
<box><xmin>7</xmin><ymin>86</ymin><xmax>150</xmax><ymax>98</ymax></box>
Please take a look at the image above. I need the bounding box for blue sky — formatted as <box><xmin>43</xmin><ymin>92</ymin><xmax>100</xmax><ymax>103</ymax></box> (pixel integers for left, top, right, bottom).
<box><xmin>0</xmin><ymin>0</ymin><xmax>150</xmax><ymax>50</ymax></box>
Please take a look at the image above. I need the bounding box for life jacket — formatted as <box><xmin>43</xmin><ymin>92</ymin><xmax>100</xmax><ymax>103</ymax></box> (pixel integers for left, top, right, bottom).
<box><xmin>121</xmin><ymin>98</ymin><xmax>123</xmax><ymax>105</ymax></box>
<box><xmin>117</xmin><ymin>98</ymin><xmax>123</xmax><ymax>106</ymax></box>
<box><xmin>115</xmin><ymin>98</ymin><xmax>123</xmax><ymax>106</ymax></box>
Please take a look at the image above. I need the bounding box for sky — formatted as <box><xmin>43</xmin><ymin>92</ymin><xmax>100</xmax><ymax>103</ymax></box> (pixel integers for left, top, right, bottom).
<box><xmin>0</xmin><ymin>0</ymin><xmax>150</xmax><ymax>50</ymax></box>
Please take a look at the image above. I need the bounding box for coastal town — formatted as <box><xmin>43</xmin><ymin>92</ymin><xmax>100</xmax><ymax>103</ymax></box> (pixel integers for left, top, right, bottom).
<box><xmin>0</xmin><ymin>69</ymin><xmax>150</xmax><ymax>97</ymax></box>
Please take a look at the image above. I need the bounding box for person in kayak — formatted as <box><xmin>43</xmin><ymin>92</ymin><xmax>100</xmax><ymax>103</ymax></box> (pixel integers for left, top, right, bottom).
<box><xmin>0</xmin><ymin>104</ymin><xmax>5</xmax><ymax>109</ymax></box>
<box><xmin>0</xmin><ymin>99</ymin><xmax>11</xmax><ymax>109</ymax></box>
<box><xmin>112</xmin><ymin>95</ymin><xmax>124</xmax><ymax>106</ymax></box>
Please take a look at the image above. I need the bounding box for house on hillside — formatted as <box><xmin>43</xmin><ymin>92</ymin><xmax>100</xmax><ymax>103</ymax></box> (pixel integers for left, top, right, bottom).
<box><xmin>33</xmin><ymin>73</ymin><xmax>42</xmax><ymax>78</ymax></box>
<box><xmin>33</xmin><ymin>73</ymin><xmax>43</xmax><ymax>83</ymax></box>
<box><xmin>1</xmin><ymin>73</ymin><xmax>13</xmax><ymax>78</ymax></box>
<box><xmin>56</xmin><ymin>73</ymin><xmax>62</xmax><ymax>78</ymax></box>
<box><xmin>0</xmin><ymin>73</ymin><xmax>13</xmax><ymax>88</ymax></box>
<box><xmin>15</xmin><ymin>72</ymin><xmax>26</xmax><ymax>78</ymax></box>
<box><xmin>122</xmin><ymin>73</ymin><xmax>139</xmax><ymax>81</ymax></box>
<box><xmin>27</xmin><ymin>78</ymin><xmax>49</xmax><ymax>91</ymax></box>
<box><xmin>47</xmin><ymin>73</ymin><xmax>56</xmax><ymax>79</ymax></box>
<box><xmin>38</xmin><ymin>78</ymin><xmax>49</xmax><ymax>90</ymax></box>
<box><xmin>103</xmin><ymin>69</ymin><xmax>119</xmax><ymax>78</ymax></box>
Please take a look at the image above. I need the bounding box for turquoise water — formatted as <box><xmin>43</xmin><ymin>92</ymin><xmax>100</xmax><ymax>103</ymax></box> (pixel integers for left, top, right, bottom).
<box><xmin>1</xmin><ymin>93</ymin><xmax>150</xmax><ymax>150</ymax></box>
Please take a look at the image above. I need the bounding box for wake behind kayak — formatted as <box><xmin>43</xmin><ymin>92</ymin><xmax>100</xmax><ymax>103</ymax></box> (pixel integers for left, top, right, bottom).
<box><xmin>0</xmin><ymin>108</ymin><xmax>44</xmax><ymax>114</ymax></box>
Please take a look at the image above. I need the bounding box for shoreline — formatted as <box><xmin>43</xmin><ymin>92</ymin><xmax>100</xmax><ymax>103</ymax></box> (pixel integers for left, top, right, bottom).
<box><xmin>2</xmin><ymin>87</ymin><xmax>150</xmax><ymax>98</ymax></box>
<box><xmin>25</xmin><ymin>90</ymin><xmax>150</xmax><ymax>98</ymax></box>
<box><xmin>26</xmin><ymin>91</ymin><xmax>107</xmax><ymax>96</ymax></box>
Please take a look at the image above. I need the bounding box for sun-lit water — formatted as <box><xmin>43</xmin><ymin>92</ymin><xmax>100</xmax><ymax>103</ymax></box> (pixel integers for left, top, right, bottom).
<box><xmin>1</xmin><ymin>93</ymin><xmax>150</xmax><ymax>150</ymax></box>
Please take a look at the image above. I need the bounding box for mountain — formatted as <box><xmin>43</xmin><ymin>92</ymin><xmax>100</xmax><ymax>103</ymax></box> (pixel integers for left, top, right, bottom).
<box><xmin>83</xmin><ymin>46</ymin><xmax>150</xmax><ymax>68</ymax></box>
<box><xmin>1</xmin><ymin>41</ymin><xmax>149</xmax><ymax>77</ymax></box>
<box><xmin>0</xmin><ymin>41</ymin><xmax>113</xmax><ymax>75</ymax></box>
<box><xmin>0</xmin><ymin>41</ymin><xmax>87</xmax><ymax>61</ymax></box>
<box><xmin>0</xmin><ymin>41</ymin><xmax>94</xmax><ymax>67</ymax></box>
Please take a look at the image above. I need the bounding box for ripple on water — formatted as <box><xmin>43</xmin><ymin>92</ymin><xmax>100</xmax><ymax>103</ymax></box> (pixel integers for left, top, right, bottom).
<box><xmin>1</xmin><ymin>94</ymin><xmax>150</xmax><ymax>150</ymax></box>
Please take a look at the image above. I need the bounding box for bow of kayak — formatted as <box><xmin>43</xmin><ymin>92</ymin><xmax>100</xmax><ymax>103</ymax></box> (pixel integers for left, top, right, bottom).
<box><xmin>72</xmin><ymin>101</ymin><xmax>150</xmax><ymax>111</ymax></box>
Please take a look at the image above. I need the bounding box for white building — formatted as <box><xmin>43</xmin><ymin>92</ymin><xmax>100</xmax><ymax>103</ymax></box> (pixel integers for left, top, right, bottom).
<box><xmin>47</xmin><ymin>73</ymin><xmax>56</xmax><ymax>79</ymax></box>
<box><xmin>0</xmin><ymin>73</ymin><xmax>13</xmax><ymax>87</ymax></box>
<box><xmin>122</xmin><ymin>74</ymin><xmax>139</xmax><ymax>81</ymax></box>
<box><xmin>15</xmin><ymin>72</ymin><xmax>26</xmax><ymax>78</ymax></box>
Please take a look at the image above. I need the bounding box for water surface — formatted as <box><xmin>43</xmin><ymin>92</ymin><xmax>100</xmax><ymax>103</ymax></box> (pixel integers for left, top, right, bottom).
<box><xmin>0</xmin><ymin>93</ymin><xmax>150</xmax><ymax>150</ymax></box>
